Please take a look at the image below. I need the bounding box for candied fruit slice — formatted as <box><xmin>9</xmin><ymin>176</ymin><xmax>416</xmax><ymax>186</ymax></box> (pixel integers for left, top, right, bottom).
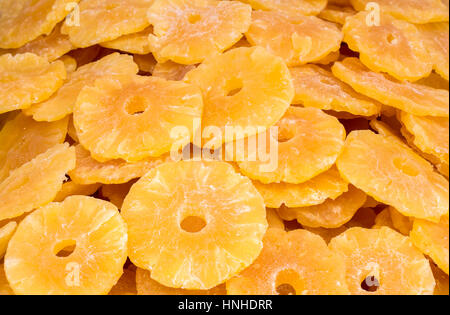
<box><xmin>136</xmin><ymin>269</ymin><xmax>226</xmax><ymax>295</ymax></box>
<box><xmin>148</xmin><ymin>0</ymin><xmax>252</xmax><ymax>64</ymax></box>
<box><xmin>303</xmin><ymin>226</ymin><xmax>348</xmax><ymax>244</ymax></box>
<box><xmin>24</xmin><ymin>53</ymin><xmax>139</xmax><ymax>122</ymax></box>
<box><xmin>59</xmin><ymin>55</ymin><xmax>77</xmax><ymax>73</ymax></box>
<box><xmin>266</xmin><ymin>208</ymin><xmax>285</xmax><ymax>229</ymax></box>
<box><xmin>226</xmin><ymin>228</ymin><xmax>349</xmax><ymax>295</ymax></box>
<box><xmin>253</xmin><ymin>166</ymin><xmax>349</xmax><ymax>208</ymax></box>
<box><xmin>69</xmin><ymin>145</ymin><xmax>170</xmax><ymax>185</ymax></box>
<box><xmin>101</xmin><ymin>27</ymin><xmax>153</xmax><ymax>55</ymax></box>
<box><xmin>332</xmin><ymin>58</ymin><xmax>449</xmax><ymax>117</ymax></box>
<box><xmin>290</xmin><ymin>64</ymin><xmax>381</xmax><ymax>116</ymax></box>
<box><xmin>0</xmin><ymin>143</ymin><xmax>75</xmax><ymax>221</ymax></box>
<box><xmin>343</xmin><ymin>12</ymin><xmax>432</xmax><ymax>81</ymax></box>
<box><xmin>133</xmin><ymin>54</ymin><xmax>156</xmax><ymax>74</ymax></box>
<box><xmin>417</xmin><ymin>23</ymin><xmax>449</xmax><ymax>81</ymax></box>
<box><xmin>329</xmin><ymin>227</ymin><xmax>435</xmax><ymax>295</ymax></box>
<box><xmin>0</xmin><ymin>113</ymin><xmax>68</xmax><ymax>182</ymax></box>
<box><xmin>0</xmin><ymin>53</ymin><xmax>66</xmax><ymax>114</ymax></box>
<box><xmin>4</xmin><ymin>196</ymin><xmax>127</xmax><ymax>295</ymax></box>
<box><xmin>0</xmin><ymin>0</ymin><xmax>80</xmax><ymax>49</ymax></box>
<box><xmin>411</xmin><ymin>216</ymin><xmax>449</xmax><ymax>275</ymax></box>
<box><xmin>122</xmin><ymin>161</ymin><xmax>267</xmax><ymax>290</ymax></box>
<box><xmin>239</xmin><ymin>0</ymin><xmax>327</xmax><ymax>16</ymax></box>
<box><xmin>61</xmin><ymin>0</ymin><xmax>154</xmax><ymax>48</ymax></box>
<box><xmin>0</xmin><ymin>264</ymin><xmax>13</xmax><ymax>295</ymax></box>
<box><xmin>153</xmin><ymin>62</ymin><xmax>197</xmax><ymax>81</ymax></box>
<box><xmin>74</xmin><ymin>75</ymin><xmax>203</xmax><ymax>162</ymax></box>
<box><xmin>109</xmin><ymin>267</ymin><xmax>137</xmax><ymax>295</ymax></box>
<box><xmin>246</xmin><ymin>11</ymin><xmax>342</xmax><ymax>66</ymax></box>
<box><xmin>0</xmin><ymin>222</ymin><xmax>17</xmax><ymax>259</ymax></box>
<box><xmin>184</xmin><ymin>47</ymin><xmax>293</xmax><ymax>144</ymax></box>
<box><xmin>318</xmin><ymin>5</ymin><xmax>356</xmax><ymax>25</ymax></box>
<box><xmin>101</xmin><ymin>181</ymin><xmax>136</xmax><ymax>209</ymax></box>
<box><xmin>388</xmin><ymin>206</ymin><xmax>413</xmax><ymax>236</ymax></box>
<box><xmin>373</xmin><ymin>208</ymin><xmax>396</xmax><ymax>230</ymax></box>
<box><xmin>236</xmin><ymin>107</ymin><xmax>346</xmax><ymax>184</ymax></box>
<box><xmin>337</xmin><ymin>130</ymin><xmax>449</xmax><ymax>222</ymax></box>
<box><xmin>54</xmin><ymin>181</ymin><xmax>101</xmax><ymax>202</ymax></box>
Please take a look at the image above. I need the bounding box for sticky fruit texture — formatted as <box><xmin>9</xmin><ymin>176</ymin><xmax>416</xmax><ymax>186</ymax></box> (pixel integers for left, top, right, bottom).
<box><xmin>253</xmin><ymin>166</ymin><xmax>349</xmax><ymax>208</ymax></box>
<box><xmin>411</xmin><ymin>216</ymin><xmax>449</xmax><ymax>275</ymax></box>
<box><xmin>236</xmin><ymin>107</ymin><xmax>346</xmax><ymax>184</ymax></box>
<box><xmin>0</xmin><ymin>264</ymin><xmax>14</xmax><ymax>295</ymax></box>
<box><xmin>121</xmin><ymin>161</ymin><xmax>267</xmax><ymax>290</ymax></box>
<box><xmin>0</xmin><ymin>0</ymin><xmax>80</xmax><ymax>49</ymax></box>
<box><xmin>332</xmin><ymin>58</ymin><xmax>449</xmax><ymax>117</ymax></box>
<box><xmin>246</xmin><ymin>11</ymin><xmax>342</xmax><ymax>66</ymax></box>
<box><xmin>0</xmin><ymin>143</ymin><xmax>75</xmax><ymax>221</ymax></box>
<box><xmin>337</xmin><ymin>130</ymin><xmax>449</xmax><ymax>222</ymax></box>
<box><xmin>343</xmin><ymin>12</ymin><xmax>432</xmax><ymax>81</ymax></box>
<box><xmin>4</xmin><ymin>196</ymin><xmax>127</xmax><ymax>295</ymax></box>
<box><xmin>54</xmin><ymin>181</ymin><xmax>101</xmax><ymax>202</ymax></box>
<box><xmin>148</xmin><ymin>0</ymin><xmax>252</xmax><ymax>64</ymax></box>
<box><xmin>389</xmin><ymin>207</ymin><xmax>413</xmax><ymax>236</ymax></box>
<box><xmin>101</xmin><ymin>181</ymin><xmax>136</xmax><ymax>209</ymax></box>
<box><xmin>133</xmin><ymin>54</ymin><xmax>157</xmax><ymax>74</ymax></box>
<box><xmin>431</xmin><ymin>262</ymin><xmax>450</xmax><ymax>295</ymax></box>
<box><xmin>239</xmin><ymin>0</ymin><xmax>327</xmax><ymax>16</ymax></box>
<box><xmin>0</xmin><ymin>113</ymin><xmax>68</xmax><ymax>182</ymax></box>
<box><xmin>0</xmin><ymin>53</ymin><xmax>66</xmax><ymax>114</ymax></box>
<box><xmin>350</xmin><ymin>0</ymin><xmax>449</xmax><ymax>24</ymax></box>
<box><xmin>318</xmin><ymin>5</ymin><xmax>356</xmax><ymax>25</ymax></box>
<box><xmin>266</xmin><ymin>208</ymin><xmax>285</xmax><ymax>229</ymax></box>
<box><xmin>184</xmin><ymin>47</ymin><xmax>293</xmax><ymax>144</ymax></box>
<box><xmin>293</xmin><ymin>185</ymin><xmax>367</xmax><ymax>229</ymax></box>
<box><xmin>61</xmin><ymin>0</ymin><xmax>154</xmax><ymax>48</ymax></box>
<box><xmin>0</xmin><ymin>222</ymin><xmax>17</xmax><ymax>259</ymax></box>
<box><xmin>136</xmin><ymin>269</ymin><xmax>226</xmax><ymax>295</ymax></box>
<box><xmin>290</xmin><ymin>64</ymin><xmax>382</xmax><ymax>116</ymax></box>
<box><xmin>226</xmin><ymin>228</ymin><xmax>349</xmax><ymax>295</ymax></box>
<box><xmin>101</xmin><ymin>27</ymin><xmax>153</xmax><ymax>55</ymax></box>
<box><xmin>153</xmin><ymin>62</ymin><xmax>197</xmax><ymax>81</ymax></box>
<box><xmin>109</xmin><ymin>267</ymin><xmax>137</xmax><ymax>295</ymax></box>
<box><xmin>417</xmin><ymin>23</ymin><xmax>449</xmax><ymax>81</ymax></box>
<box><xmin>74</xmin><ymin>75</ymin><xmax>203</xmax><ymax>162</ymax></box>
<box><xmin>24</xmin><ymin>53</ymin><xmax>139</xmax><ymax>122</ymax></box>
<box><xmin>329</xmin><ymin>227</ymin><xmax>436</xmax><ymax>295</ymax></box>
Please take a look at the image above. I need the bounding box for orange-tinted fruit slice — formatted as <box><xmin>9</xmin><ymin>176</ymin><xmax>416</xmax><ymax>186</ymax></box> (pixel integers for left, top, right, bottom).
<box><xmin>0</xmin><ymin>221</ymin><xmax>17</xmax><ymax>259</ymax></box>
<box><xmin>101</xmin><ymin>27</ymin><xmax>153</xmax><ymax>55</ymax></box>
<box><xmin>239</xmin><ymin>0</ymin><xmax>327</xmax><ymax>16</ymax></box>
<box><xmin>417</xmin><ymin>23</ymin><xmax>449</xmax><ymax>81</ymax></box>
<box><xmin>54</xmin><ymin>181</ymin><xmax>101</xmax><ymax>202</ymax></box>
<box><xmin>0</xmin><ymin>264</ymin><xmax>14</xmax><ymax>295</ymax></box>
<box><xmin>153</xmin><ymin>62</ymin><xmax>197</xmax><ymax>81</ymax></box>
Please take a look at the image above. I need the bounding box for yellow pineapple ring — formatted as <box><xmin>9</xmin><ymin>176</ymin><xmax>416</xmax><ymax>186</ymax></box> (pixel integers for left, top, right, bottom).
<box><xmin>253</xmin><ymin>166</ymin><xmax>349</xmax><ymax>208</ymax></box>
<box><xmin>184</xmin><ymin>47</ymin><xmax>293</xmax><ymax>144</ymax></box>
<box><xmin>0</xmin><ymin>143</ymin><xmax>75</xmax><ymax>221</ymax></box>
<box><xmin>0</xmin><ymin>53</ymin><xmax>66</xmax><ymax>114</ymax></box>
<box><xmin>136</xmin><ymin>269</ymin><xmax>227</xmax><ymax>295</ymax></box>
<box><xmin>122</xmin><ymin>161</ymin><xmax>267</xmax><ymax>290</ymax></box>
<box><xmin>411</xmin><ymin>216</ymin><xmax>449</xmax><ymax>275</ymax></box>
<box><xmin>54</xmin><ymin>181</ymin><xmax>101</xmax><ymax>203</ymax></box>
<box><xmin>74</xmin><ymin>75</ymin><xmax>203</xmax><ymax>162</ymax></box>
<box><xmin>101</xmin><ymin>27</ymin><xmax>153</xmax><ymax>55</ymax></box>
<box><xmin>109</xmin><ymin>267</ymin><xmax>137</xmax><ymax>296</ymax></box>
<box><xmin>290</xmin><ymin>64</ymin><xmax>382</xmax><ymax>116</ymax></box>
<box><xmin>101</xmin><ymin>181</ymin><xmax>136</xmax><ymax>209</ymax></box>
<box><xmin>153</xmin><ymin>62</ymin><xmax>197</xmax><ymax>81</ymax></box>
<box><xmin>337</xmin><ymin>130</ymin><xmax>449</xmax><ymax>222</ymax></box>
<box><xmin>318</xmin><ymin>4</ymin><xmax>356</xmax><ymax>25</ymax></box>
<box><xmin>237</xmin><ymin>107</ymin><xmax>346</xmax><ymax>184</ymax></box>
<box><xmin>226</xmin><ymin>228</ymin><xmax>349</xmax><ymax>295</ymax></box>
<box><xmin>148</xmin><ymin>0</ymin><xmax>252</xmax><ymax>64</ymax></box>
<box><xmin>314</xmin><ymin>50</ymin><xmax>340</xmax><ymax>65</ymax></box>
<box><xmin>68</xmin><ymin>145</ymin><xmax>170</xmax><ymax>185</ymax></box>
<box><xmin>246</xmin><ymin>11</ymin><xmax>343</xmax><ymax>66</ymax></box>
<box><xmin>239</xmin><ymin>0</ymin><xmax>327</xmax><ymax>16</ymax></box>
<box><xmin>0</xmin><ymin>0</ymin><xmax>79</xmax><ymax>49</ymax></box>
<box><xmin>0</xmin><ymin>222</ymin><xmax>17</xmax><ymax>259</ymax></box>
<box><xmin>350</xmin><ymin>0</ymin><xmax>449</xmax><ymax>24</ymax></box>
<box><xmin>24</xmin><ymin>53</ymin><xmax>138</xmax><ymax>122</ymax></box>
<box><xmin>332</xmin><ymin>58</ymin><xmax>449</xmax><ymax>117</ymax></box>
<box><xmin>343</xmin><ymin>12</ymin><xmax>432</xmax><ymax>81</ymax></box>
<box><xmin>61</xmin><ymin>0</ymin><xmax>153</xmax><ymax>48</ymax></box>
<box><xmin>0</xmin><ymin>264</ymin><xmax>13</xmax><ymax>295</ymax></box>
<box><xmin>0</xmin><ymin>113</ymin><xmax>68</xmax><ymax>182</ymax></box>
<box><xmin>417</xmin><ymin>23</ymin><xmax>449</xmax><ymax>81</ymax></box>
<box><xmin>329</xmin><ymin>227</ymin><xmax>435</xmax><ymax>295</ymax></box>
<box><xmin>4</xmin><ymin>196</ymin><xmax>127</xmax><ymax>295</ymax></box>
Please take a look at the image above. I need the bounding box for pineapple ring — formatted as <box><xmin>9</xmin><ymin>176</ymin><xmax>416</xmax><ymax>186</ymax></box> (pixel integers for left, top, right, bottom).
<box><xmin>74</xmin><ymin>75</ymin><xmax>203</xmax><ymax>162</ymax></box>
<box><xmin>184</xmin><ymin>47</ymin><xmax>293</xmax><ymax>144</ymax></box>
<box><xmin>54</xmin><ymin>181</ymin><xmax>101</xmax><ymax>203</ymax></box>
<box><xmin>153</xmin><ymin>61</ymin><xmax>197</xmax><ymax>81</ymax></box>
<box><xmin>246</xmin><ymin>10</ymin><xmax>343</xmax><ymax>66</ymax></box>
<box><xmin>147</xmin><ymin>0</ymin><xmax>252</xmax><ymax>64</ymax></box>
<box><xmin>343</xmin><ymin>11</ymin><xmax>432</xmax><ymax>81</ymax></box>
<box><xmin>226</xmin><ymin>228</ymin><xmax>349</xmax><ymax>295</ymax></box>
<box><xmin>337</xmin><ymin>130</ymin><xmax>449</xmax><ymax>222</ymax></box>
<box><xmin>0</xmin><ymin>264</ymin><xmax>13</xmax><ymax>295</ymax></box>
<box><xmin>4</xmin><ymin>196</ymin><xmax>128</xmax><ymax>295</ymax></box>
<box><xmin>121</xmin><ymin>161</ymin><xmax>267</xmax><ymax>290</ymax></box>
<box><xmin>318</xmin><ymin>4</ymin><xmax>356</xmax><ymax>25</ymax></box>
<box><xmin>0</xmin><ymin>222</ymin><xmax>17</xmax><ymax>259</ymax></box>
<box><xmin>101</xmin><ymin>27</ymin><xmax>154</xmax><ymax>55</ymax></box>
<box><xmin>239</xmin><ymin>0</ymin><xmax>327</xmax><ymax>16</ymax></box>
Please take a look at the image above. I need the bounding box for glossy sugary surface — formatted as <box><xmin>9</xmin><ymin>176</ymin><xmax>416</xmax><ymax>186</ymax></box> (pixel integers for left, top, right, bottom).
<box><xmin>417</xmin><ymin>23</ymin><xmax>449</xmax><ymax>80</ymax></box>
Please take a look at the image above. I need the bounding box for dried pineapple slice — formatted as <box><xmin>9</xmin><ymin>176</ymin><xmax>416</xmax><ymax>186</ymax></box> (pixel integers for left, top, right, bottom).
<box><xmin>389</xmin><ymin>206</ymin><xmax>413</xmax><ymax>236</ymax></box>
<box><xmin>329</xmin><ymin>227</ymin><xmax>435</xmax><ymax>295</ymax></box>
<box><xmin>54</xmin><ymin>181</ymin><xmax>101</xmax><ymax>202</ymax></box>
<box><xmin>417</xmin><ymin>23</ymin><xmax>449</xmax><ymax>81</ymax></box>
<box><xmin>226</xmin><ymin>228</ymin><xmax>349</xmax><ymax>295</ymax></box>
<box><xmin>59</xmin><ymin>55</ymin><xmax>77</xmax><ymax>73</ymax></box>
<box><xmin>332</xmin><ymin>58</ymin><xmax>449</xmax><ymax>117</ymax></box>
<box><xmin>0</xmin><ymin>264</ymin><xmax>13</xmax><ymax>295</ymax></box>
<box><xmin>246</xmin><ymin>11</ymin><xmax>343</xmax><ymax>66</ymax></box>
<box><xmin>153</xmin><ymin>62</ymin><xmax>197</xmax><ymax>81</ymax></box>
<box><xmin>343</xmin><ymin>12</ymin><xmax>432</xmax><ymax>81</ymax></box>
<box><xmin>122</xmin><ymin>161</ymin><xmax>267</xmax><ymax>290</ymax></box>
<box><xmin>373</xmin><ymin>208</ymin><xmax>395</xmax><ymax>230</ymax></box>
<box><xmin>266</xmin><ymin>208</ymin><xmax>285</xmax><ymax>229</ymax></box>
<box><xmin>0</xmin><ymin>53</ymin><xmax>66</xmax><ymax>114</ymax></box>
<box><xmin>239</xmin><ymin>0</ymin><xmax>327</xmax><ymax>16</ymax></box>
<box><xmin>101</xmin><ymin>27</ymin><xmax>154</xmax><ymax>55</ymax></box>
<box><xmin>0</xmin><ymin>143</ymin><xmax>75</xmax><ymax>221</ymax></box>
<box><xmin>336</xmin><ymin>130</ymin><xmax>449</xmax><ymax>222</ymax></box>
<box><xmin>0</xmin><ymin>222</ymin><xmax>17</xmax><ymax>259</ymax></box>
<box><xmin>148</xmin><ymin>0</ymin><xmax>252</xmax><ymax>64</ymax></box>
<box><xmin>318</xmin><ymin>4</ymin><xmax>356</xmax><ymax>25</ymax></box>
<box><xmin>24</xmin><ymin>53</ymin><xmax>139</xmax><ymax>122</ymax></box>
<box><xmin>4</xmin><ymin>196</ymin><xmax>128</xmax><ymax>295</ymax></box>
<box><xmin>133</xmin><ymin>54</ymin><xmax>157</xmax><ymax>74</ymax></box>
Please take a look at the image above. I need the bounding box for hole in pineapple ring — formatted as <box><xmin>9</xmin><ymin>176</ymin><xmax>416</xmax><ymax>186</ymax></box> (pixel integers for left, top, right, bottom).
<box><xmin>361</xmin><ymin>275</ymin><xmax>380</xmax><ymax>292</ymax></box>
<box><xmin>124</xmin><ymin>95</ymin><xmax>149</xmax><ymax>116</ymax></box>
<box><xmin>393</xmin><ymin>157</ymin><xmax>419</xmax><ymax>177</ymax></box>
<box><xmin>386</xmin><ymin>33</ymin><xmax>398</xmax><ymax>45</ymax></box>
<box><xmin>276</xmin><ymin>283</ymin><xmax>296</xmax><ymax>295</ymax></box>
<box><xmin>54</xmin><ymin>240</ymin><xmax>77</xmax><ymax>258</ymax></box>
<box><xmin>275</xmin><ymin>269</ymin><xmax>302</xmax><ymax>295</ymax></box>
<box><xmin>180</xmin><ymin>216</ymin><xmax>207</xmax><ymax>233</ymax></box>
<box><xmin>225</xmin><ymin>78</ymin><xmax>244</xmax><ymax>97</ymax></box>
<box><xmin>188</xmin><ymin>14</ymin><xmax>202</xmax><ymax>24</ymax></box>
<box><xmin>277</xmin><ymin>121</ymin><xmax>296</xmax><ymax>143</ymax></box>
